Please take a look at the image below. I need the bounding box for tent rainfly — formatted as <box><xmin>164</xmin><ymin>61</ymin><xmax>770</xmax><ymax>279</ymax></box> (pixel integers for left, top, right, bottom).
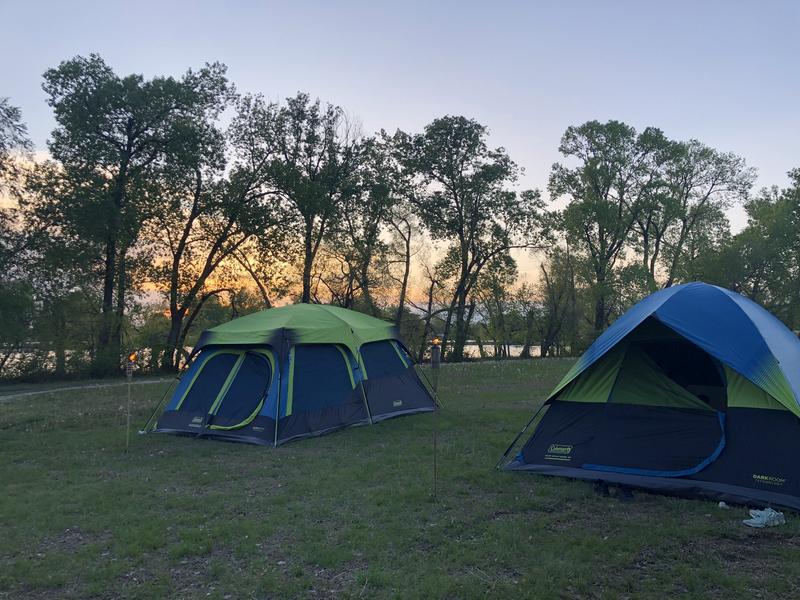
<box><xmin>153</xmin><ymin>304</ymin><xmax>435</xmax><ymax>445</ymax></box>
<box><xmin>502</xmin><ymin>282</ymin><xmax>800</xmax><ymax>510</ymax></box>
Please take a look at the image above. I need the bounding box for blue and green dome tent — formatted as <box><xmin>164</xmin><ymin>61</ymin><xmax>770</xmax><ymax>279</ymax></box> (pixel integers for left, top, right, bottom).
<box><xmin>153</xmin><ymin>304</ymin><xmax>435</xmax><ymax>445</ymax></box>
<box><xmin>503</xmin><ymin>282</ymin><xmax>800</xmax><ymax>510</ymax></box>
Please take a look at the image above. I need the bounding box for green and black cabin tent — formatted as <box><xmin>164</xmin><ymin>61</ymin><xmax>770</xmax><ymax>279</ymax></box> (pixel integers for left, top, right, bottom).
<box><xmin>154</xmin><ymin>304</ymin><xmax>436</xmax><ymax>445</ymax></box>
<box><xmin>502</xmin><ymin>282</ymin><xmax>800</xmax><ymax>511</ymax></box>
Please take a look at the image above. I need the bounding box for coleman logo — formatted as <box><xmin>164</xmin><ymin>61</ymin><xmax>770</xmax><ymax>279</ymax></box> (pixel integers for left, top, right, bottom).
<box><xmin>752</xmin><ymin>474</ymin><xmax>787</xmax><ymax>486</ymax></box>
<box><xmin>252</xmin><ymin>426</ymin><xmax>264</xmax><ymax>432</ymax></box>
<box><xmin>393</xmin><ymin>399</ymin><xmax>403</xmax><ymax>407</ymax></box>
<box><xmin>545</xmin><ymin>444</ymin><xmax>573</xmax><ymax>461</ymax></box>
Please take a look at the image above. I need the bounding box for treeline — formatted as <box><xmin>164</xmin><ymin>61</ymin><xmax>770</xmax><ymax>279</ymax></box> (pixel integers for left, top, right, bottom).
<box><xmin>0</xmin><ymin>55</ymin><xmax>798</xmax><ymax>380</ymax></box>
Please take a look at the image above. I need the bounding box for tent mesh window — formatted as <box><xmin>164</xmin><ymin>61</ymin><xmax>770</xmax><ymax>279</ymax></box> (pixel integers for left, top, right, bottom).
<box><xmin>212</xmin><ymin>352</ymin><xmax>272</xmax><ymax>428</ymax></box>
<box><xmin>178</xmin><ymin>352</ymin><xmax>240</xmax><ymax>414</ymax></box>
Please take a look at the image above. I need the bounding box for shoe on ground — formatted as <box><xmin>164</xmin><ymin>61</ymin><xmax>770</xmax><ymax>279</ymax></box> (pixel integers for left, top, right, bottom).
<box><xmin>743</xmin><ymin>507</ymin><xmax>785</xmax><ymax>528</ymax></box>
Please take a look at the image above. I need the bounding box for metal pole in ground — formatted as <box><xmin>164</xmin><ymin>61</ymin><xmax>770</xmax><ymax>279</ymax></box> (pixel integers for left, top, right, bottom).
<box><xmin>430</xmin><ymin>338</ymin><xmax>441</xmax><ymax>500</ymax></box>
<box><xmin>125</xmin><ymin>352</ymin><xmax>137</xmax><ymax>452</ymax></box>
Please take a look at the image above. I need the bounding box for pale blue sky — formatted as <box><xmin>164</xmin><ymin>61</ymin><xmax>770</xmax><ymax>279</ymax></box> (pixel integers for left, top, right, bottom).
<box><xmin>2</xmin><ymin>0</ymin><xmax>798</xmax><ymax>229</ymax></box>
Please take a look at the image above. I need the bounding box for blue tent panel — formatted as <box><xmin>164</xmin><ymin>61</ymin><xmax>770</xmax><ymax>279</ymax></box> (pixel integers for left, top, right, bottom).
<box><xmin>718</xmin><ymin>287</ymin><xmax>800</xmax><ymax>404</ymax></box>
<box><xmin>550</xmin><ymin>282</ymin><xmax>799</xmax><ymax>415</ymax></box>
<box><xmin>290</xmin><ymin>345</ymin><xmax>355</xmax><ymax>413</ymax></box>
<box><xmin>361</xmin><ymin>340</ymin><xmax>408</xmax><ymax>378</ymax></box>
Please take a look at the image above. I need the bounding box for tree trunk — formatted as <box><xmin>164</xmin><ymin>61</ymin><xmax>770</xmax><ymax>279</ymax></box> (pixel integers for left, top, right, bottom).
<box><xmin>53</xmin><ymin>303</ymin><xmax>66</xmax><ymax>377</ymax></box>
<box><xmin>394</xmin><ymin>225</ymin><xmax>412</xmax><ymax>327</ymax></box>
<box><xmin>94</xmin><ymin>164</ymin><xmax>128</xmax><ymax>377</ymax></box>
<box><xmin>520</xmin><ymin>308</ymin><xmax>535</xmax><ymax>358</ymax></box>
<box><xmin>594</xmin><ymin>294</ymin><xmax>606</xmax><ymax>335</ymax></box>
<box><xmin>449</xmin><ymin>292</ymin><xmax>468</xmax><ymax>362</ymax></box>
<box><xmin>664</xmin><ymin>221</ymin><xmax>690</xmax><ymax>288</ymax></box>
<box><xmin>475</xmin><ymin>335</ymin><xmax>487</xmax><ymax>359</ymax></box>
<box><xmin>94</xmin><ymin>234</ymin><xmax>118</xmax><ymax>377</ymax></box>
<box><xmin>301</xmin><ymin>220</ymin><xmax>314</xmax><ymax>303</ymax></box>
<box><xmin>417</xmin><ymin>278</ymin><xmax>438</xmax><ymax>362</ymax></box>
<box><xmin>162</xmin><ymin>312</ymin><xmax>185</xmax><ymax>371</ymax></box>
<box><xmin>359</xmin><ymin>261</ymin><xmax>376</xmax><ymax>315</ymax></box>
<box><xmin>494</xmin><ymin>300</ymin><xmax>507</xmax><ymax>360</ymax></box>
<box><xmin>593</xmin><ymin>265</ymin><xmax>607</xmax><ymax>335</ymax></box>
<box><xmin>112</xmin><ymin>249</ymin><xmax>126</xmax><ymax>353</ymax></box>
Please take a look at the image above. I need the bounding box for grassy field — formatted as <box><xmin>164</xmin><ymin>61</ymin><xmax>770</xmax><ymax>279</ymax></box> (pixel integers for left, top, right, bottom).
<box><xmin>2</xmin><ymin>359</ymin><xmax>800</xmax><ymax>599</ymax></box>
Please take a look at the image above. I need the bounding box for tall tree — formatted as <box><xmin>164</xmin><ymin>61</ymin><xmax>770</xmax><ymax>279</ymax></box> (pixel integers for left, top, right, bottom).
<box><xmin>387</xmin><ymin>208</ymin><xmax>416</xmax><ymax>327</ymax></box>
<box><xmin>0</xmin><ymin>99</ymin><xmax>34</xmax><ymax>376</ymax></box>
<box><xmin>550</xmin><ymin>120</ymin><xmax>661</xmax><ymax>334</ymax></box>
<box><xmin>473</xmin><ymin>254</ymin><xmax>518</xmax><ymax>359</ymax></box>
<box><xmin>660</xmin><ymin>140</ymin><xmax>753</xmax><ymax>287</ymax></box>
<box><xmin>534</xmin><ymin>247</ymin><xmax>579</xmax><ymax>357</ymax></box>
<box><xmin>402</xmin><ymin>116</ymin><xmax>545</xmax><ymax>361</ymax></box>
<box><xmin>322</xmin><ymin>132</ymin><xmax>421</xmax><ymax>314</ymax></box>
<box><xmin>0</xmin><ymin>97</ymin><xmax>32</xmax><ymax>273</ymax></box>
<box><xmin>698</xmin><ymin>170</ymin><xmax>800</xmax><ymax>327</ymax></box>
<box><xmin>322</xmin><ymin>136</ymin><xmax>395</xmax><ymax>312</ymax></box>
<box><xmin>42</xmin><ymin>54</ymin><xmax>230</xmax><ymax>375</ymax></box>
<box><xmin>146</xmin><ymin>93</ymin><xmax>290</xmax><ymax>370</ymax></box>
<box><xmin>243</xmin><ymin>92</ymin><xmax>361</xmax><ymax>303</ymax></box>
<box><xmin>0</xmin><ymin>97</ymin><xmax>33</xmax><ymax>190</ymax></box>
<box><xmin>628</xmin><ymin>132</ymin><xmax>678</xmax><ymax>290</ymax></box>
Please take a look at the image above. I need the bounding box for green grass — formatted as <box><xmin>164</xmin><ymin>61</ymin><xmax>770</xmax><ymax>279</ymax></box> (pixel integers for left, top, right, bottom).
<box><xmin>2</xmin><ymin>359</ymin><xmax>800</xmax><ymax>599</ymax></box>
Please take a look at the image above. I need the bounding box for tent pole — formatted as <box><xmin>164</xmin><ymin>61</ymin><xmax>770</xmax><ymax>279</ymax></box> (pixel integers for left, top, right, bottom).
<box><xmin>356</xmin><ymin>353</ymin><xmax>373</xmax><ymax>425</ymax></box>
<box><xmin>274</xmin><ymin>330</ymin><xmax>287</xmax><ymax>447</ymax></box>
<box><xmin>495</xmin><ymin>402</ymin><xmax>547</xmax><ymax>470</ymax></box>
<box><xmin>273</xmin><ymin>364</ymin><xmax>281</xmax><ymax>447</ymax></box>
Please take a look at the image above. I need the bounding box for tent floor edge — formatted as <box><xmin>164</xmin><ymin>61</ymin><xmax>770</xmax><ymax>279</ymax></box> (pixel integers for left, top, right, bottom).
<box><xmin>370</xmin><ymin>406</ymin><xmax>436</xmax><ymax>423</ymax></box>
<box><xmin>275</xmin><ymin>418</ymin><xmax>371</xmax><ymax>446</ymax></box>
<box><xmin>507</xmin><ymin>463</ymin><xmax>800</xmax><ymax>512</ymax></box>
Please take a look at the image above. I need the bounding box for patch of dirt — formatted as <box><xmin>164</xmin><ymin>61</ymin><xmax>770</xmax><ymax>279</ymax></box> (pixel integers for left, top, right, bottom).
<box><xmin>253</xmin><ymin>534</ymin><xmax>369</xmax><ymax>598</ymax></box>
<box><xmin>301</xmin><ymin>558</ymin><xmax>369</xmax><ymax>598</ymax></box>
<box><xmin>36</xmin><ymin>526</ymin><xmax>112</xmax><ymax>557</ymax></box>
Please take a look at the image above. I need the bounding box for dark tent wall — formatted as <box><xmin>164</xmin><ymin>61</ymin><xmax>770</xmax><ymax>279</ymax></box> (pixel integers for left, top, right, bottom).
<box><xmin>360</xmin><ymin>340</ymin><xmax>433</xmax><ymax>421</ymax></box>
<box><xmin>277</xmin><ymin>344</ymin><xmax>369</xmax><ymax>444</ymax></box>
<box><xmin>521</xmin><ymin>340</ymin><xmax>726</xmax><ymax>478</ymax></box>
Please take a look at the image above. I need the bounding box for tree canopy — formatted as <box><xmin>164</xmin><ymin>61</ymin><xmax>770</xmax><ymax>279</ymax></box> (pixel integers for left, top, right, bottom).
<box><xmin>0</xmin><ymin>55</ymin><xmax>794</xmax><ymax>380</ymax></box>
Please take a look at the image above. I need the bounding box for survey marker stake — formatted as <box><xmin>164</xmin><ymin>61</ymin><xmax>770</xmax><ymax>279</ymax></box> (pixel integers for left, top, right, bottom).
<box><xmin>125</xmin><ymin>351</ymin><xmax>137</xmax><ymax>452</ymax></box>
<box><xmin>430</xmin><ymin>337</ymin><xmax>442</xmax><ymax>500</ymax></box>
